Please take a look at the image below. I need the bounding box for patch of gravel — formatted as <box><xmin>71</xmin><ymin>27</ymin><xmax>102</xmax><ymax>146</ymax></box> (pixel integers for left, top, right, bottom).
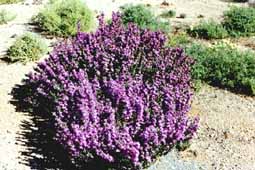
<box><xmin>0</xmin><ymin>61</ymin><xmax>34</xmax><ymax>170</ymax></box>
<box><xmin>180</xmin><ymin>85</ymin><xmax>255</xmax><ymax>170</ymax></box>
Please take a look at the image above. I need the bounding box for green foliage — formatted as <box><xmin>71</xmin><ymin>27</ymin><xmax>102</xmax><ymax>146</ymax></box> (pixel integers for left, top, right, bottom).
<box><xmin>222</xmin><ymin>7</ymin><xmax>255</xmax><ymax>36</ymax></box>
<box><xmin>168</xmin><ymin>32</ymin><xmax>191</xmax><ymax>47</ymax></box>
<box><xmin>33</xmin><ymin>0</ymin><xmax>94</xmax><ymax>37</ymax></box>
<box><xmin>120</xmin><ymin>4</ymin><xmax>170</xmax><ymax>32</ymax></box>
<box><xmin>185</xmin><ymin>42</ymin><xmax>255</xmax><ymax>95</ymax></box>
<box><xmin>0</xmin><ymin>9</ymin><xmax>16</xmax><ymax>25</ymax></box>
<box><xmin>0</xmin><ymin>0</ymin><xmax>22</xmax><ymax>4</ymax></box>
<box><xmin>188</xmin><ymin>20</ymin><xmax>228</xmax><ymax>39</ymax></box>
<box><xmin>7</xmin><ymin>33</ymin><xmax>47</xmax><ymax>63</ymax></box>
<box><xmin>160</xmin><ymin>9</ymin><xmax>176</xmax><ymax>18</ymax></box>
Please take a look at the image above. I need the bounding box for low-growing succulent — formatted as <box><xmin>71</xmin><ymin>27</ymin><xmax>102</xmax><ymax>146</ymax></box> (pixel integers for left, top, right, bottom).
<box><xmin>21</xmin><ymin>13</ymin><xmax>198</xmax><ymax>169</ymax></box>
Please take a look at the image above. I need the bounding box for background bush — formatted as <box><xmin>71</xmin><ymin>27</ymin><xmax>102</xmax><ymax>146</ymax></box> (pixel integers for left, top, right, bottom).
<box><xmin>0</xmin><ymin>9</ymin><xmax>16</xmax><ymax>25</ymax></box>
<box><xmin>20</xmin><ymin>13</ymin><xmax>198</xmax><ymax>170</ymax></box>
<box><xmin>0</xmin><ymin>0</ymin><xmax>22</xmax><ymax>4</ymax></box>
<box><xmin>160</xmin><ymin>10</ymin><xmax>176</xmax><ymax>18</ymax></box>
<box><xmin>7</xmin><ymin>33</ymin><xmax>47</xmax><ymax>63</ymax></box>
<box><xmin>33</xmin><ymin>0</ymin><xmax>94</xmax><ymax>37</ymax></box>
<box><xmin>188</xmin><ymin>20</ymin><xmax>228</xmax><ymax>39</ymax></box>
<box><xmin>185</xmin><ymin>42</ymin><xmax>255</xmax><ymax>95</ymax></box>
<box><xmin>222</xmin><ymin>7</ymin><xmax>255</xmax><ymax>36</ymax></box>
<box><xmin>120</xmin><ymin>4</ymin><xmax>170</xmax><ymax>32</ymax></box>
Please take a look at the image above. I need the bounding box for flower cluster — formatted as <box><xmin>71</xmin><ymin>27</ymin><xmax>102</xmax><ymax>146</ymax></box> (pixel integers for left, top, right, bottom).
<box><xmin>24</xmin><ymin>13</ymin><xmax>199</xmax><ymax>169</ymax></box>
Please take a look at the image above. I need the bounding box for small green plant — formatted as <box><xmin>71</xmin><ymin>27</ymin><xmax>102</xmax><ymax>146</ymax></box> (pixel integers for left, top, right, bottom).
<box><xmin>32</xmin><ymin>0</ymin><xmax>94</xmax><ymax>37</ymax></box>
<box><xmin>188</xmin><ymin>20</ymin><xmax>228</xmax><ymax>39</ymax></box>
<box><xmin>185</xmin><ymin>42</ymin><xmax>255</xmax><ymax>95</ymax></box>
<box><xmin>120</xmin><ymin>4</ymin><xmax>170</xmax><ymax>32</ymax></box>
<box><xmin>168</xmin><ymin>32</ymin><xmax>191</xmax><ymax>47</ymax></box>
<box><xmin>222</xmin><ymin>7</ymin><xmax>255</xmax><ymax>36</ymax></box>
<box><xmin>0</xmin><ymin>9</ymin><xmax>16</xmax><ymax>25</ymax></box>
<box><xmin>0</xmin><ymin>0</ymin><xmax>22</xmax><ymax>4</ymax></box>
<box><xmin>7</xmin><ymin>33</ymin><xmax>47</xmax><ymax>63</ymax></box>
<box><xmin>160</xmin><ymin>9</ymin><xmax>176</xmax><ymax>18</ymax></box>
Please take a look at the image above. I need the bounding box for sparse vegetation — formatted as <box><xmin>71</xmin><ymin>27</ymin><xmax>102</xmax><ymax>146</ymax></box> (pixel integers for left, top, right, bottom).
<box><xmin>160</xmin><ymin>9</ymin><xmax>176</xmax><ymax>18</ymax></box>
<box><xmin>7</xmin><ymin>33</ymin><xmax>47</xmax><ymax>63</ymax></box>
<box><xmin>0</xmin><ymin>9</ymin><xmax>16</xmax><ymax>25</ymax></box>
<box><xmin>32</xmin><ymin>0</ymin><xmax>94</xmax><ymax>37</ymax></box>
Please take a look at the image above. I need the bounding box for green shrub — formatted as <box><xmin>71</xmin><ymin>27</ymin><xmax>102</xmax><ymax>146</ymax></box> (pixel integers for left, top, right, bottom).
<box><xmin>168</xmin><ymin>32</ymin><xmax>191</xmax><ymax>47</ymax></box>
<box><xmin>7</xmin><ymin>33</ymin><xmax>47</xmax><ymax>63</ymax></box>
<box><xmin>188</xmin><ymin>20</ymin><xmax>228</xmax><ymax>39</ymax></box>
<box><xmin>33</xmin><ymin>0</ymin><xmax>94</xmax><ymax>37</ymax></box>
<box><xmin>185</xmin><ymin>42</ymin><xmax>255</xmax><ymax>95</ymax></box>
<box><xmin>0</xmin><ymin>9</ymin><xmax>16</xmax><ymax>25</ymax></box>
<box><xmin>120</xmin><ymin>4</ymin><xmax>170</xmax><ymax>32</ymax></box>
<box><xmin>160</xmin><ymin>9</ymin><xmax>176</xmax><ymax>18</ymax></box>
<box><xmin>0</xmin><ymin>0</ymin><xmax>22</xmax><ymax>4</ymax></box>
<box><xmin>222</xmin><ymin>7</ymin><xmax>255</xmax><ymax>36</ymax></box>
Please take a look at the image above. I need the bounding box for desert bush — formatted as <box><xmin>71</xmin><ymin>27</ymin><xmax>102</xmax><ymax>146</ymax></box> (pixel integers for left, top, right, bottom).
<box><xmin>188</xmin><ymin>20</ymin><xmax>228</xmax><ymax>39</ymax></box>
<box><xmin>185</xmin><ymin>42</ymin><xmax>255</xmax><ymax>95</ymax></box>
<box><xmin>0</xmin><ymin>9</ymin><xmax>16</xmax><ymax>25</ymax></box>
<box><xmin>160</xmin><ymin>10</ymin><xmax>176</xmax><ymax>18</ymax></box>
<box><xmin>222</xmin><ymin>7</ymin><xmax>255</xmax><ymax>36</ymax></box>
<box><xmin>120</xmin><ymin>4</ymin><xmax>170</xmax><ymax>32</ymax></box>
<box><xmin>7</xmin><ymin>33</ymin><xmax>47</xmax><ymax>63</ymax></box>
<box><xmin>20</xmin><ymin>13</ymin><xmax>198</xmax><ymax>169</ymax></box>
<box><xmin>0</xmin><ymin>0</ymin><xmax>22</xmax><ymax>4</ymax></box>
<box><xmin>32</xmin><ymin>0</ymin><xmax>94</xmax><ymax>37</ymax></box>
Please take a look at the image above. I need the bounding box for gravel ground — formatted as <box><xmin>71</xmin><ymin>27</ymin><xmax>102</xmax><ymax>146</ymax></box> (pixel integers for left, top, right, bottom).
<box><xmin>0</xmin><ymin>0</ymin><xmax>255</xmax><ymax>170</ymax></box>
<box><xmin>180</xmin><ymin>85</ymin><xmax>255</xmax><ymax>170</ymax></box>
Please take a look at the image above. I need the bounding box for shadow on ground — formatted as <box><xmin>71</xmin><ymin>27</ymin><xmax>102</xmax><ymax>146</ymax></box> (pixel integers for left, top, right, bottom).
<box><xmin>10</xmin><ymin>83</ymin><xmax>110</xmax><ymax>170</ymax></box>
<box><xmin>11</xmin><ymin>83</ymin><xmax>76</xmax><ymax>170</ymax></box>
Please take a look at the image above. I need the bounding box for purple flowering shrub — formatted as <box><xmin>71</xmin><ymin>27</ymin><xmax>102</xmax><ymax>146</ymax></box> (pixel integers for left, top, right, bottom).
<box><xmin>23</xmin><ymin>13</ymin><xmax>198</xmax><ymax>169</ymax></box>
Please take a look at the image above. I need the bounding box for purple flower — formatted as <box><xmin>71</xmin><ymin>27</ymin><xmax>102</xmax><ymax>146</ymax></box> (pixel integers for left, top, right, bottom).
<box><xmin>23</xmin><ymin>12</ymin><xmax>199</xmax><ymax>170</ymax></box>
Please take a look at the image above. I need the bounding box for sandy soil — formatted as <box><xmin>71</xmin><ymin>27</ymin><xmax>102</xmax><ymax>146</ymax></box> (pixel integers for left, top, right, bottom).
<box><xmin>0</xmin><ymin>0</ymin><xmax>254</xmax><ymax>170</ymax></box>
